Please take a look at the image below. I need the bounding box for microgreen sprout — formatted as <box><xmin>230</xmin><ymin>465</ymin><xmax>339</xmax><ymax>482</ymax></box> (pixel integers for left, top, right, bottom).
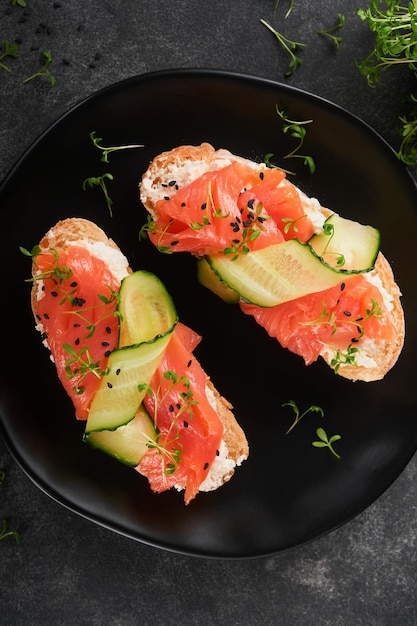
<box><xmin>138</xmin><ymin>371</ymin><xmax>199</xmax><ymax>475</ymax></box>
<box><xmin>88</xmin><ymin>131</ymin><xmax>144</xmax><ymax>163</ymax></box>
<box><xmin>11</xmin><ymin>0</ymin><xmax>27</xmax><ymax>6</ymax></box>
<box><xmin>282</xmin><ymin>214</ymin><xmax>308</xmax><ymax>235</ymax></box>
<box><xmin>63</xmin><ymin>343</ymin><xmax>110</xmax><ymax>395</ymax></box>
<box><xmin>223</xmin><ymin>201</ymin><xmax>270</xmax><ymax>260</ymax></box>
<box><xmin>268</xmin><ymin>105</ymin><xmax>315</xmax><ymax>174</ymax></box>
<box><xmin>274</xmin><ymin>0</ymin><xmax>295</xmax><ymax>19</ymax></box>
<box><xmin>320</xmin><ymin>222</ymin><xmax>345</xmax><ymax>266</ymax></box>
<box><xmin>317</xmin><ymin>13</ymin><xmax>345</xmax><ymax>49</ymax></box>
<box><xmin>82</xmin><ymin>173</ymin><xmax>114</xmax><ymax>216</ymax></box>
<box><xmin>312</xmin><ymin>427</ymin><xmax>341</xmax><ymax>459</ymax></box>
<box><xmin>0</xmin><ymin>519</ymin><xmax>20</xmax><ymax>544</ymax></box>
<box><xmin>329</xmin><ymin>343</ymin><xmax>359</xmax><ymax>373</ymax></box>
<box><xmin>282</xmin><ymin>399</ymin><xmax>324</xmax><ymax>434</ymax></box>
<box><xmin>23</xmin><ymin>49</ymin><xmax>56</xmax><ymax>87</ymax></box>
<box><xmin>357</xmin><ymin>0</ymin><xmax>417</xmax><ymax>170</ymax></box>
<box><xmin>260</xmin><ymin>18</ymin><xmax>305</xmax><ymax>76</ymax></box>
<box><xmin>0</xmin><ymin>40</ymin><xmax>19</xmax><ymax>72</ymax></box>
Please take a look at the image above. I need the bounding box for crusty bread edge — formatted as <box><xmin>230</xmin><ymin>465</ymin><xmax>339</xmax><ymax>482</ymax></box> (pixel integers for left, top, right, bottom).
<box><xmin>139</xmin><ymin>143</ymin><xmax>405</xmax><ymax>382</ymax></box>
<box><xmin>31</xmin><ymin>217</ymin><xmax>248</xmax><ymax>493</ymax></box>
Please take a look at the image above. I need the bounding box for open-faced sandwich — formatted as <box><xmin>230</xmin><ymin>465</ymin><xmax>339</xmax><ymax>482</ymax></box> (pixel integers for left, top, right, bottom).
<box><xmin>139</xmin><ymin>143</ymin><xmax>405</xmax><ymax>382</ymax></box>
<box><xmin>27</xmin><ymin>218</ymin><xmax>248</xmax><ymax>504</ymax></box>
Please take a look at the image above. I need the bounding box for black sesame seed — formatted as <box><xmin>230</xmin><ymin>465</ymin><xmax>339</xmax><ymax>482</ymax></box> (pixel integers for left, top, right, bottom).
<box><xmin>73</xmin><ymin>323</ymin><xmax>81</xmax><ymax>328</ymax></box>
<box><xmin>43</xmin><ymin>313</ymin><xmax>49</xmax><ymax>320</ymax></box>
<box><xmin>41</xmin><ymin>332</ymin><xmax>48</xmax><ymax>341</ymax></box>
<box><xmin>181</xmin><ymin>202</ymin><xmax>186</xmax><ymax>207</ymax></box>
<box><xmin>247</xmin><ymin>198</ymin><xmax>255</xmax><ymax>209</ymax></box>
<box><xmin>69</xmin><ymin>281</ymin><xmax>78</xmax><ymax>288</ymax></box>
<box><xmin>104</xmin><ymin>350</ymin><xmax>111</xmax><ymax>357</ymax></box>
<box><xmin>75</xmin><ymin>338</ymin><xmax>80</xmax><ymax>346</ymax></box>
<box><xmin>351</xmin><ymin>338</ymin><xmax>359</xmax><ymax>343</ymax></box>
<box><xmin>36</xmin><ymin>315</ymin><xmax>41</xmax><ymax>321</ymax></box>
<box><xmin>168</xmin><ymin>180</ymin><xmax>176</xmax><ymax>187</ymax></box>
<box><xmin>259</xmin><ymin>172</ymin><xmax>265</xmax><ymax>180</ymax></box>
<box><xmin>116</xmin><ymin>368</ymin><xmax>121</xmax><ymax>375</ymax></box>
<box><xmin>164</xmin><ymin>196</ymin><xmax>170</xmax><ymax>201</ymax></box>
<box><xmin>340</xmin><ymin>282</ymin><xmax>346</xmax><ymax>291</ymax></box>
<box><xmin>162</xmin><ymin>183</ymin><xmax>168</xmax><ymax>187</ymax></box>
<box><xmin>105</xmin><ymin>326</ymin><xmax>112</xmax><ymax>334</ymax></box>
<box><xmin>51</xmin><ymin>291</ymin><xmax>58</xmax><ymax>297</ymax></box>
<box><xmin>343</xmin><ymin>311</ymin><xmax>352</xmax><ymax>317</ymax></box>
<box><xmin>102</xmin><ymin>341</ymin><xmax>109</xmax><ymax>347</ymax></box>
<box><xmin>107</xmin><ymin>382</ymin><xmax>113</xmax><ymax>389</ymax></box>
<box><xmin>201</xmin><ymin>202</ymin><xmax>207</xmax><ymax>210</ymax></box>
<box><xmin>176</xmin><ymin>403</ymin><xmax>181</xmax><ymax>410</ymax></box>
<box><xmin>169</xmin><ymin>404</ymin><xmax>175</xmax><ymax>413</ymax></box>
<box><xmin>216</xmin><ymin>449</ymin><xmax>220</xmax><ymax>456</ymax></box>
<box><xmin>356</xmin><ymin>317</ymin><xmax>364</xmax><ymax>322</ymax></box>
<box><xmin>187</xmin><ymin>359</ymin><xmax>192</xmax><ymax>367</ymax></box>
<box><xmin>203</xmin><ymin>462</ymin><xmax>209</xmax><ymax>471</ymax></box>
<box><xmin>170</xmin><ymin>240</ymin><xmax>179</xmax><ymax>247</ymax></box>
<box><xmin>183</xmin><ymin>420</ymin><xmax>189</xmax><ymax>428</ymax></box>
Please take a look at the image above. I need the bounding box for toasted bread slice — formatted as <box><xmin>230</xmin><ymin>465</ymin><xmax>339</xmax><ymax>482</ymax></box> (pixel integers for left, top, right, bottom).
<box><xmin>139</xmin><ymin>143</ymin><xmax>405</xmax><ymax>381</ymax></box>
<box><xmin>31</xmin><ymin>218</ymin><xmax>248</xmax><ymax>496</ymax></box>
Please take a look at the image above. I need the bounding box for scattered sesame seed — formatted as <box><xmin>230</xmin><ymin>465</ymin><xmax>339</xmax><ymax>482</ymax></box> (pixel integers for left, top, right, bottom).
<box><xmin>75</xmin><ymin>338</ymin><xmax>80</xmax><ymax>346</ymax></box>
<box><xmin>203</xmin><ymin>462</ymin><xmax>209</xmax><ymax>470</ymax></box>
<box><xmin>104</xmin><ymin>350</ymin><xmax>111</xmax><ymax>357</ymax></box>
<box><xmin>183</xmin><ymin>420</ymin><xmax>189</xmax><ymax>428</ymax></box>
<box><xmin>107</xmin><ymin>382</ymin><xmax>113</xmax><ymax>389</ymax></box>
<box><xmin>105</xmin><ymin>326</ymin><xmax>112</xmax><ymax>334</ymax></box>
<box><xmin>116</xmin><ymin>368</ymin><xmax>121</xmax><ymax>375</ymax></box>
<box><xmin>187</xmin><ymin>359</ymin><xmax>192</xmax><ymax>367</ymax></box>
<box><xmin>340</xmin><ymin>282</ymin><xmax>346</xmax><ymax>291</ymax></box>
<box><xmin>343</xmin><ymin>311</ymin><xmax>352</xmax><ymax>317</ymax></box>
<box><xmin>102</xmin><ymin>341</ymin><xmax>109</xmax><ymax>347</ymax></box>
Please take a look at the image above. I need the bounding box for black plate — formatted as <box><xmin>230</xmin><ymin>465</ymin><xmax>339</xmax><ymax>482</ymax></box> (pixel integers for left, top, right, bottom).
<box><xmin>1</xmin><ymin>69</ymin><xmax>416</xmax><ymax>559</ymax></box>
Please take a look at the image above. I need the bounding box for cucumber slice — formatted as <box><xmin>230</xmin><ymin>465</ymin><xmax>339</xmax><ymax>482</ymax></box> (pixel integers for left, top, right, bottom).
<box><xmin>85</xmin><ymin>404</ymin><xmax>156</xmax><ymax>467</ymax></box>
<box><xmin>85</xmin><ymin>332</ymin><xmax>172</xmax><ymax>434</ymax></box>
<box><xmin>197</xmin><ymin>257</ymin><xmax>239</xmax><ymax>303</ymax></box>
<box><xmin>308</xmin><ymin>214</ymin><xmax>380</xmax><ymax>272</ymax></box>
<box><xmin>118</xmin><ymin>270</ymin><xmax>178</xmax><ymax>347</ymax></box>
<box><xmin>208</xmin><ymin>240</ymin><xmax>352</xmax><ymax>308</ymax></box>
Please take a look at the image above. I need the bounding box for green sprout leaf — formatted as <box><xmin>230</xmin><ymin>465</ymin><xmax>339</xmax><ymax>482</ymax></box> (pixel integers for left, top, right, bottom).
<box><xmin>317</xmin><ymin>13</ymin><xmax>345</xmax><ymax>49</ymax></box>
<box><xmin>312</xmin><ymin>427</ymin><xmax>342</xmax><ymax>459</ymax></box>
<box><xmin>260</xmin><ymin>18</ymin><xmax>305</xmax><ymax>77</ymax></box>
<box><xmin>282</xmin><ymin>399</ymin><xmax>324</xmax><ymax>434</ymax></box>
<box><xmin>23</xmin><ymin>49</ymin><xmax>56</xmax><ymax>87</ymax></box>
<box><xmin>0</xmin><ymin>40</ymin><xmax>19</xmax><ymax>72</ymax></box>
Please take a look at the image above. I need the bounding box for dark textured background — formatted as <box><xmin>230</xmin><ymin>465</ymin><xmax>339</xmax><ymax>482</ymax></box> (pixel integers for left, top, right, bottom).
<box><xmin>1</xmin><ymin>1</ymin><xmax>416</xmax><ymax>624</ymax></box>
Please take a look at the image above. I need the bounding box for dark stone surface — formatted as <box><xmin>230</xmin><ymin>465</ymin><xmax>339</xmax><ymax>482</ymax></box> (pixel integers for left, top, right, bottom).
<box><xmin>1</xmin><ymin>1</ymin><xmax>416</xmax><ymax>624</ymax></box>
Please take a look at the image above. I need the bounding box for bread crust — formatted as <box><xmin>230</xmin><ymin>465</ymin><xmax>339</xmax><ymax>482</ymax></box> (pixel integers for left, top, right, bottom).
<box><xmin>31</xmin><ymin>217</ymin><xmax>248</xmax><ymax>494</ymax></box>
<box><xmin>139</xmin><ymin>143</ymin><xmax>405</xmax><ymax>382</ymax></box>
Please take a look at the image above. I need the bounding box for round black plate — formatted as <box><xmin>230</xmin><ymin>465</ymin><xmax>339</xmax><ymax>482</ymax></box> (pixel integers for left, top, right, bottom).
<box><xmin>1</xmin><ymin>70</ymin><xmax>416</xmax><ymax>558</ymax></box>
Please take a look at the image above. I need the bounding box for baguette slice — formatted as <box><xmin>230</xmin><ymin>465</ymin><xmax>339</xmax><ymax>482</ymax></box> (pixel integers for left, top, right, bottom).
<box><xmin>31</xmin><ymin>217</ymin><xmax>248</xmax><ymax>499</ymax></box>
<box><xmin>139</xmin><ymin>143</ymin><xmax>405</xmax><ymax>381</ymax></box>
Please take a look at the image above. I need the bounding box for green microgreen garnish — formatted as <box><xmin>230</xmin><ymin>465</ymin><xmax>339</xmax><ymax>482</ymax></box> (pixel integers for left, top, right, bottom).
<box><xmin>319</xmin><ymin>222</ymin><xmax>346</xmax><ymax>267</ymax></box>
<box><xmin>329</xmin><ymin>343</ymin><xmax>359</xmax><ymax>373</ymax></box>
<box><xmin>63</xmin><ymin>343</ymin><xmax>110</xmax><ymax>395</ymax></box>
<box><xmin>317</xmin><ymin>13</ymin><xmax>345</xmax><ymax>49</ymax></box>
<box><xmin>305</xmin><ymin>298</ymin><xmax>382</xmax><ymax>341</ymax></box>
<box><xmin>88</xmin><ymin>131</ymin><xmax>144</xmax><ymax>163</ymax></box>
<box><xmin>260</xmin><ymin>18</ymin><xmax>305</xmax><ymax>76</ymax></box>
<box><xmin>274</xmin><ymin>0</ymin><xmax>295</xmax><ymax>19</ymax></box>
<box><xmin>11</xmin><ymin>0</ymin><xmax>27</xmax><ymax>6</ymax></box>
<box><xmin>0</xmin><ymin>518</ymin><xmax>20</xmax><ymax>544</ymax></box>
<box><xmin>82</xmin><ymin>173</ymin><xmax>114</xmax><ymax>216</ymax></box>
<box><xmin>312</xmin><ymin>427</ymin><xmax>342</xmax><ymax>459</ymax></box>
<box><xmin>266</xmin><ymin>105</ymin><xmax>315</xmax><ymax>175</ymax></box>
<box><xmin>139</xmin><ymin>216</ymin><xmax>174</xmax><ymax>253</ymax></box>
<box><xmin>23</xmin><ymin>49</ymin><xmax>56</xmax><ymax>87</ymax></box>
<box><xmin>282</xmin><ymin>214</ymin><xmax>308</xmax><ymax>235</ymax></box>
<box><xmin>357</xmin><ymin>0</ymin><xmax>417</xmax><ymax>170</ymax></box>
<box><xmin>223</xmin><ymin>201</ymin><xmax>269</xmax><ymax>260</ymax></box>
<box><xmin>282</xmin><ymin>399</ymin><xmax>324</xmax><ymax>434</ymax></box>
<box><xmin>21</xmin><ymin>247</ymin><xmax>74</xmax><ymax>291</ymax></box>
<box><xmin>138</xmin><ymin>371</ymin><xmax>199</xmax><ymax>475</ymax></box>
<box><xmin>0</xmin><ymin>40</ymin><xmax>19</xmax><ymax>72</ymax></box>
